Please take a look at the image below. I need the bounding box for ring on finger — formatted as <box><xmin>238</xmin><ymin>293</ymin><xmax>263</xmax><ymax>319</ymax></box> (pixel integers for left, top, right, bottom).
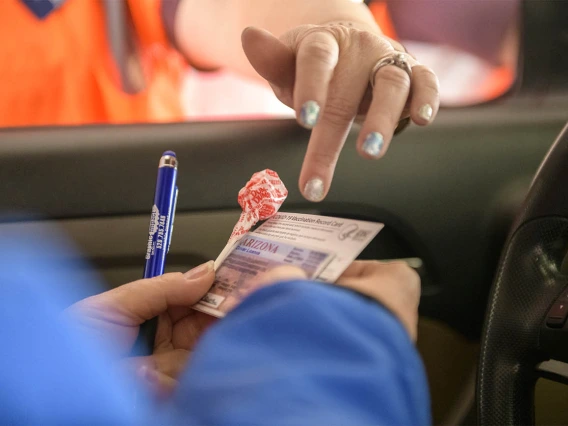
<box><xmin>369</xmin><ymin>52</ymin><xmax>414</xmax><ymax>135</ymax></box>
<box><xmin>369</xmin><ymin>52</ymin><xmax>413</xmax><ymax>90</ymax></box>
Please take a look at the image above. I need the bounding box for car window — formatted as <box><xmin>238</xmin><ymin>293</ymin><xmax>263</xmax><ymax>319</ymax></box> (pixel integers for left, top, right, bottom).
<box><xmin>183</xmin><ymin>0</ymin><xmax>520</xmax><ymax>119</ymax></box>
<box><xmin>0</xmin><ymin>0</ymin><xmax>520</xmax><ymax>128</ymax></box>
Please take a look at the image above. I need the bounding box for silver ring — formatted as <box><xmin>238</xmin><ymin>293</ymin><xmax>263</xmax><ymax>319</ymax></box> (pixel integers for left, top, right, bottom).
<box><xmin>369</xmin><ymin>52</ymin><xmax>413</xmax><ymax>89</ymax></box>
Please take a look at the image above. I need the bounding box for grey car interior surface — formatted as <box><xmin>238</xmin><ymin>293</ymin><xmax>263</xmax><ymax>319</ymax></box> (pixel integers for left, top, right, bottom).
<box><xmin>1</xmin><ymin>94</ymin><xmax>566</xmax><ymax>341</ymax></box>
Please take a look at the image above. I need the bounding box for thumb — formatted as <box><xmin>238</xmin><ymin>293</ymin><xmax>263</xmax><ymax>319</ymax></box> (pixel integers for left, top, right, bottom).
<box><xmin>100</xmin><ymin>261</ymin><xmax>215</xmax><ymax>325</ymax></box>
<box><xmin>241</xmin><ymin>26</ymin><xmax>295</xmax><ymax>89</ymax></box>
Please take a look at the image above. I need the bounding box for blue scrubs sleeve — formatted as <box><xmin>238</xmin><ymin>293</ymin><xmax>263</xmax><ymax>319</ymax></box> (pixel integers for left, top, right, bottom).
<box><xmin>0</xmin><ymin>227</ymin><xmax>430</xmax><ymax>426</ymax></box>
<box><xmin>0</xmin><ymin>229</ymin><xmax>152</xmax><ymax>425</ymax></box>
<box><xmin>175</xmin><ymin>281</ymin><xmax>431</xmax><ymax>426</ymax></box>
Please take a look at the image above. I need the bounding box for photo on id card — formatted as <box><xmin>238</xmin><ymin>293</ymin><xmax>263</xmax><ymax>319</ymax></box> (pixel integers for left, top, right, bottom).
<box><xmin>194</xmin><ymin>235</ymin><xmax>334</xmax><ymax>317</ymax></box>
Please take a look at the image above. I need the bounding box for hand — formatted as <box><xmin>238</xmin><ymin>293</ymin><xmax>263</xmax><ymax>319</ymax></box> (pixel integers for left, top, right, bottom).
<box><xmin>241</xmin><ymin>24</ymin><xmax>439</xmax><ymax>202</ymax></box>
<box><xmin>64</xmin><ymin>261</ymin><xmax>216</xmax><ymax>397</ymax></box>
<box><xmin>337</xmin><ymin>260</ymin><xmax>421</xmax><ymax>340</ymax></box>
<box><xmin>63</xmin><ymin>262</ymin><xmax>307</xmax><ymax>398</ymax></box>
<box><xmin>224</xmin><ymin>261</ymin><xmax>420</xmax><ymax>340</ymax></box>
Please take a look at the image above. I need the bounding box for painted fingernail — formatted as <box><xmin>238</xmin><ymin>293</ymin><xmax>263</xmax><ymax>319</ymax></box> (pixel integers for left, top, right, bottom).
<box><xmin>304</xmin><ymin>178</ymin><xmax>325</xmax><ymax>202</ymax></box>
<box><xmin>184</xmin><ymin>260</ymin><xmax>214</xmax><ymax>280</ymax></box>
<box><xmin>362</xmin><ymin>132</ymin><xmax>384</xmax><ymax>158</ymax></box>
<box><xmin>299</xmin><ymin>101</ymin><xmax>321</xmax><ymax>129</ymax></box>
<box><xmin>418</xmin><ymin>104</ymin><xmax>433</xmax><ymax>122</ymax></box>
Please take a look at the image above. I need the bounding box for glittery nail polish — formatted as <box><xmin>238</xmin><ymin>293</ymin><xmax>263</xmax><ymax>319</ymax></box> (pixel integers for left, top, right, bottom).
<box><xmin>418</xmin><ymin>104</ymin><xmax>433</xmax><ymax>122</ymax></box>
<box><xmin>304</xmin><ymin>178</ymin><xmax>325</xmax><ymax>202</ymax></box>
<box><xmin>299</xmin><ymin>101</ymin><xmax>321</xmax><ymax>129</ymax></box>
<box><xmin>362</xmin><ymin>132</ymin><xmax>384</xmax><ymax>158</ymax></box>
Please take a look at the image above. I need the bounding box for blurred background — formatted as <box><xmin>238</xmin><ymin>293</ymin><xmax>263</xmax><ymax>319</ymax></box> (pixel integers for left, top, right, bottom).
<box><xmin>181</xmin><ymin>0</ymin><xmax>520</xmax><ymax>121</ymax></box>
<box><xmin>0</xmin><ymin>0</ymin><xmax>525</xmax><ymax>127</ymax></box>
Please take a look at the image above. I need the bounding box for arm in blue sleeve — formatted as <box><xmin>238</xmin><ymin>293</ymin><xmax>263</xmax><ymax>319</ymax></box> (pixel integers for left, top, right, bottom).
<box><xmin>0</xmin><ymin>228</ymin><xmax>155</xmax><ymax>425</ymax></box>
<box><xmin>0</xmin><ymin>225</ymin><xmax>430</xmax><ymax>425</ymax></box>
<box><xmin>175</xmin><ymin>281</ymin><xmax>431</xmax><ymax>426</ymax></box>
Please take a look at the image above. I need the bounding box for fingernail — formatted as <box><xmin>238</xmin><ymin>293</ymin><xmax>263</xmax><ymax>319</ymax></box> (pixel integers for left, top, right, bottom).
<box><xmin>418</xmin><ymin>104</ymin><xmax>433</xmax><ymax>122</ymax></box>
<box><xmin>137</xmin><ymin>365</ymin><xmax>148</xmax><ymax>378</ymax></box>
<box><xmin>184</xmin><ymin>260</ymin><xmax>214</xmax><ymax>280</ymax></box>
<box><xmin>304</xmin><ymin>178</ymin><xmax>325</xmax><ymax>202</ymax></box>
<box><xmin>145</xmin><ymin>368</ymin><xmax>161</xmax><ymax>384</ymax></box>
<box><xmin>362</xmin><ymin>132</ymin><xmax>384</xmax><ymax>158</ymax></box>
<box><xmin>138</xmin><ymin>365</ymin><xmax>160</xmax><ymax>384</ymax></box>
<box><xmin>299</xmin><ymin>101</ymin><xmax>321</xmax><ymax>129</ymax></box>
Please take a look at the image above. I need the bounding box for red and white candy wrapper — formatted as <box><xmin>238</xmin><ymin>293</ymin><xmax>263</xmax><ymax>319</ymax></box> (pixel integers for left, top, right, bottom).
<box><xmin>214</xmin><ymin>169</ymin><xmax>288</xmax><ymax>269</ymax></box>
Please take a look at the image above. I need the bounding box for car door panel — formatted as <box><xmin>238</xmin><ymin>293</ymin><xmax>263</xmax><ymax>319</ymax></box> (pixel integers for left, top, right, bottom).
<box><xmin>1</xmin><ymin>96</ymin><xmax>566</xmax><ymax>341</ymax></box>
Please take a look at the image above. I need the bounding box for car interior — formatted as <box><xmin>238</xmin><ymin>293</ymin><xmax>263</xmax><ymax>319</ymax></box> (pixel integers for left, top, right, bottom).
<box><xmin>1</xmin><ymin>0</ymin><xmax>567</xmax><ymax>424</ymax></box>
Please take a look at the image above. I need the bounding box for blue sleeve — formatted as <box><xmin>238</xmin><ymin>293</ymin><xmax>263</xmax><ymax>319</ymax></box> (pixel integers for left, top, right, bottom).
<box><xmin>175</xmin><ymin>281</ymin><xmax>431</xmax><ymax>426</ymax></box>
<box><xmin>0</xmin><ymin>226</ymin><xmax>430</xmax><ymax>425</ymax></box>
<box><xmin>0</xmin><ymin>228</ymin><xmax>155</xmax><ymax>426</ymax></box>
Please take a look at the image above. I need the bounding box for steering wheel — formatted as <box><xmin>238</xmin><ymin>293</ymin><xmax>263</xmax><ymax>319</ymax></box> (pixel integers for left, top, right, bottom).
<box><xmin>478</xmin><ymin>123</ymin><xmax>568</xmax><ymax>425</ymax></box>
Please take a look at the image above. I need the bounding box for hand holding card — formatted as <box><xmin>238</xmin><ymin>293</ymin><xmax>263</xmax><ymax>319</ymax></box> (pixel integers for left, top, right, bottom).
<box><xmin>195</xmin><ymin>234</ymin><xmax>334</xmax><ymax>317</ymax></box>
<box><xmin>198</xmin><ymin>170</ymin><xmax>384</xmax><ymax>318</ymax></box>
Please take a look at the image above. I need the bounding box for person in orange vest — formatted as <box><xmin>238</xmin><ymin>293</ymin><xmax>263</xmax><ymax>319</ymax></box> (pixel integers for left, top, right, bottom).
<box><xmin>0</xmin><ymin>0</ymin><xmax>439</xmax><ymax>202</ymax></box>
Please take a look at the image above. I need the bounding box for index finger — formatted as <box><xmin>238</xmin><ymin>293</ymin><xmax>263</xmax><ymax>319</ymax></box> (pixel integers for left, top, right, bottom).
<box><xmin>298</xmin><ymin>64</ymin><xmax>369</xmax><ymax>202</ymax></box>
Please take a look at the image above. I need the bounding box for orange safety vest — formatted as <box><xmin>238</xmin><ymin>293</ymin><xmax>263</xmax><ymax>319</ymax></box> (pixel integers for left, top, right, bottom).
<box><xmin>0</xmin><ymin>0</ymin><xmax>185</xmax><ymax>127</ymax></box>
<box><xmin>0</xmin><ymin>1</ymin><xmax>405</xmax><ymax>128</ymax></box>
<box><xmin>369</xmin><ymin>1</ymin><xmax>398</xmax><ymax>40</ymax></box>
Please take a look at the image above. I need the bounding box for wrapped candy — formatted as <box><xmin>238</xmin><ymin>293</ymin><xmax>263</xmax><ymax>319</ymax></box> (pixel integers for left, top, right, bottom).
<box><xmin>214</xmin><ymin>170</ymin><xmax>288</xmax><ymax>269</ymax></box>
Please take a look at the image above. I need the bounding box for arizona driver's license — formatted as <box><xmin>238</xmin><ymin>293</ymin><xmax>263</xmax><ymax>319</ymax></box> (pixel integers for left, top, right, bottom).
<box><xmin>193</xmin><ymin>234</ymin><xmax>334</xmax><ymax>317</ymax></box>
<box><xmin>194</xmin><ymin>213</ymin><xmax>384</xmax><ymax>318</ymax></box>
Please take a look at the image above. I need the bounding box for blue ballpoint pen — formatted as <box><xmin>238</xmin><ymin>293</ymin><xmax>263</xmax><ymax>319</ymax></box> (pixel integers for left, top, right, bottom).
<box><xmin>135</xmin><ymin>150</ymin><xmax>178</xmax><ymax>355</ymax></box>
<box><xmin>143</xmin><ymin>151</ymin><xmax>178</xmax><ymax>277</ymax></box>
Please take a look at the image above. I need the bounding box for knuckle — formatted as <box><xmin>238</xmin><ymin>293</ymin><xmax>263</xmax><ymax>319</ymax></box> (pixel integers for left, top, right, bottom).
<box><xmin>322</xmin><ymin>96</ymin><xmax>357</xmax><ymax>125</ymax></box>
<box><xmin>376</xmin><ymin>66</ymin><xmax>411</xmax><ymax>91</ymax></box>
<box><xmin>160</xmin><ymin>272</ymin><xmax>184</xmax><ymax>282</ymax></box>
<box><xmin>170</xmin><ymin>271</ymin><xmax>185</xmax><ymax>281</ymax></box>
<box><xmin>355</xmin><ymin>30</ymin><xmax>380</xmax><ymax>51</ymax></box>
<box><xmin>419</xmin><ymin>67</ymin><xmax>439</xmax><ymax>84</ymax></box>
<box><xmin>415</xmin><ymin>67</ymin><xmax>440</xmax><ymax>93</ymax></box>
<box><xmin>389</xmin><ymin>263</ymin><xmax>421</xmax><ymax>295</ymax></box>
<box><xmin>387</xmin><ymin>38</ymin><xmax>405</xmax><ymax>53</ymax></box>
<box><xmin>387</xmin><ymin>261</ymin><xmax>409</xmax><ymax>273</ymax></box>
<box><xmin>325</xmin><ymin>24</ymin><xmax>351</xmax><ymax>43</ymax></box>
<box><xmin>301</xmin><ymin>36</ymin><xmax>339</xmax><ymax>69</ymax></box>
<box><xmin>309</xmin><ymin>149</ymin><xmax>340</xmax><ymax>170</ymax></box>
